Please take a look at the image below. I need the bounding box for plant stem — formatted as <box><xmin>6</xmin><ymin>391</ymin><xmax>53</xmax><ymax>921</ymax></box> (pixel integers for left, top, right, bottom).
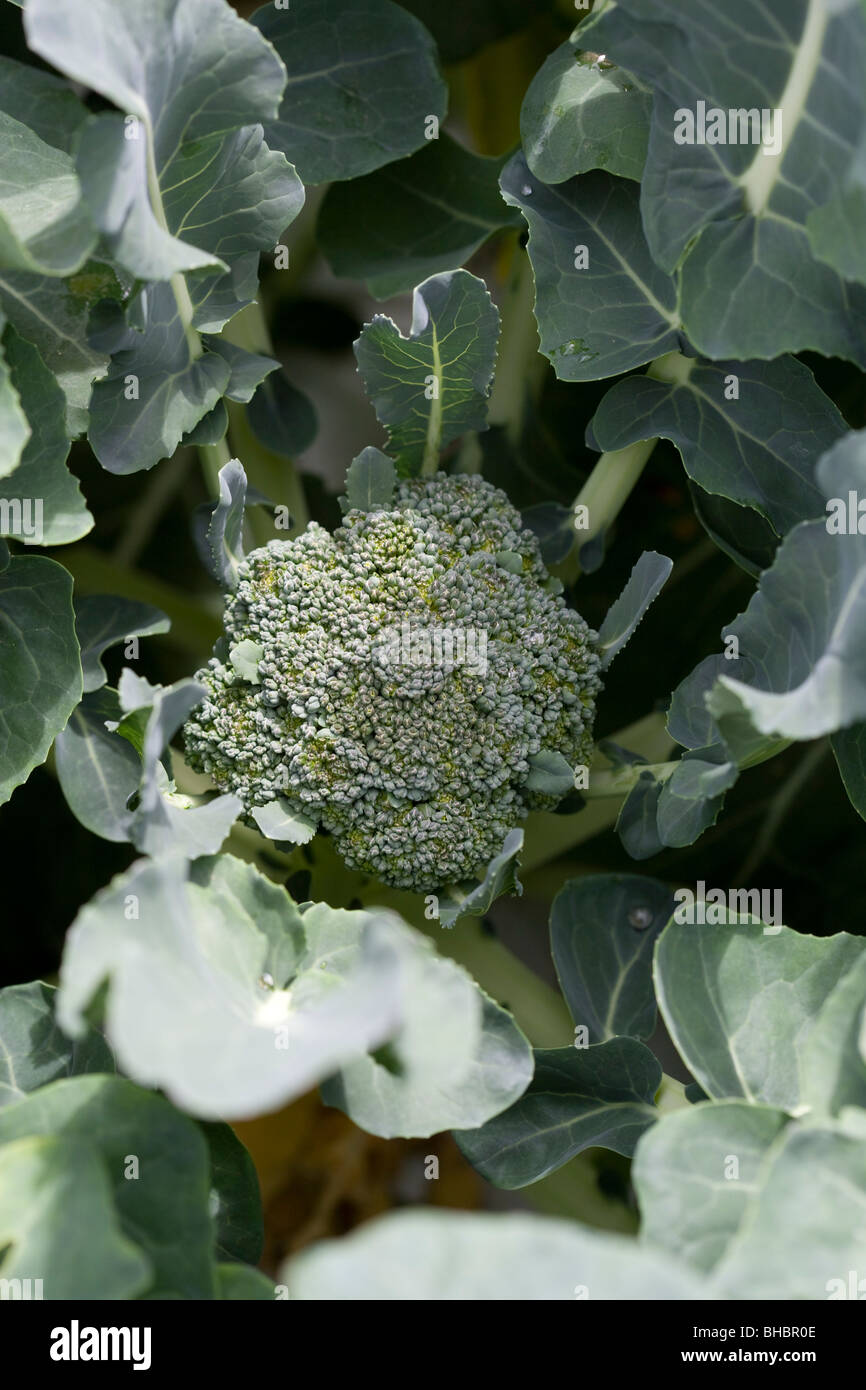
<box><xmin>198</xmin><ymin>438</ymin><xmax>232</xmax><ymax>500</ymax></box>
<box><xmin>487</xmin><ymin>241</ymin><xmax>545</xmax><ymax>445</ymax></box>
<box><xmin>560</xmin><ymin>350</ymin><xmax>694</xmax><ymax>580</ymax></box>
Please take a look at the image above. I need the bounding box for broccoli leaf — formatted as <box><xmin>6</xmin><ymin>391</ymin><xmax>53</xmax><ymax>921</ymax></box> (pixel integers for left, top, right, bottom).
<box><xmin>355</xmin><ymin>270</ymin><xmax>500</xmax><ymax>475</ymax></box>
<box><xmin>252</xmin><ymin>0</ymin><xmax>447</xmax><ymax>185</ymax></box>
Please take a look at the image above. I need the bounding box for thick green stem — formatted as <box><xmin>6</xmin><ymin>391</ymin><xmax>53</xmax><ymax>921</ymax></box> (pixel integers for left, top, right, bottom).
<box><xmin>488</xmin><ymin>242</ymin><xmax>545</xmax><ymax>445</ymax></box>
<box><xmin>198</xmin><ymin>438</ymin><xmax>232</xmax><ymax>500</ymax></box>
<box><xmin>560</xmin><ymin>350</ymin><xmax>694</xmax><ymax>581</ymax></box>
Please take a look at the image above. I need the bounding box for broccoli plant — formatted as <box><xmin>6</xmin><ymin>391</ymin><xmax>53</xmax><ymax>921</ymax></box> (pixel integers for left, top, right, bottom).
<box><xmin>0</xmin><ymin>0</ymin><xmax>865</xmax><ymax>1317</ymax></box>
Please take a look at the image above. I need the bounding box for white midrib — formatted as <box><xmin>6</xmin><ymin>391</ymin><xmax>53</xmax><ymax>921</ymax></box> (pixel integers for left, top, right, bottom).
<box><xmin>421</xmin><ymin>321</ymin><xmax>443</xmax><ymax>475</ymax></box>
<box><xmin>739</xmin><ymin>0</ymin><xmax>829</xmax><ymax>216</ymax></box>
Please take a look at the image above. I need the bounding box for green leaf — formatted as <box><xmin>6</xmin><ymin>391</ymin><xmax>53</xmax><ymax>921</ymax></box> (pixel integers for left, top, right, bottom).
<box><xmin>324</xmin><ymin>982</ymin><xmax>533</xmax><ymax>1140</ymax></box>
<box><xmin>655</xmin><ymin>913</ymin><xmax>866</xmax><ymax>1112</ymax></box>
<box><xmin>596</xmin><ymin>550</ymin><xmax>672</xmax><ymax>668</ymax></box>
<box><xmin>26</xmin><ymin>0</ymin><xmax>290</xmax><ymax>273</ymax></box>
<box><xmin>0</xmin><ymin>56</ymin><xmax>89</xmax><ymax>154</ymax></box>
<box><xmin>56</xmin><ymin>855</ymin><xmax>406</xmax><ymax>1119</ymax></box>
<box><xmin>525</xmin><ymin>750</ymin><xmax>574</xmax><ymax>797</ymax></box>
<box><xmin>355</xmin><ymin>269</ymin><xmax>500</xmax><ymax>475</ymax></box>
<box><xmin>118</xmin><ymin>674</ymin><xmax>241</xmax><ymax>856</ymax></box>
<box><xmin>344</xmin><ymin>447</ymin><xmax>397</xmax><ymax>513</ymax></box>
<box><xmin>654</xmin><ymin>749</ymin><xmax>737</xmax><ymax>847</ymax></box>
<box><xmin>252</xmin><ymin>0</ymin><xmax>447</xmax><ymax>185</ymax></box>
<box><xmin>807</xmin><ymin>127</ymin><xmax>866</xmax><ymax>282</ymax></box>
<box><xmin>0</xmin><ymin>327</ymin><xmax>92</xmax><ymax>545</ymax></box>
<box><xmin>0</xmin><ymin>313</ymin><xmax>29</xmax><ymax>480</ymax></box>
<box><xmin>75</xmin><ymin>595</ymin><xmax>169</xmax><ymax>693</ymax></box>
<box><xmin>711</xmin><ymin>1124</ymin><xmax>866</xmax><ymax>1299</ymax></box>
<box><xmin>0</xmin><ymin>981</ymin><xmax>114</xmax><ymax>1108</ymax></box>
<box><xmin>501</xmin><ymin>157</ymin><xmax>680</xmax><ymax>381</ymax></box>
<box><xmin>0</xmin><ymin>110</ymin><xmax>95</xmax><ymax>276</ymax></box>
<box><xmin>0</xmin><ymin>1133</ymin><xmax>150</xmax><ymax>1300</ymax></box>
<box><xmin>0</xmin><ymin>261</ymin><xmax>120</xmax><ymax>436</ymax></box>
<box><xmin>54</xmin><ymin>688</ymin><xmax>141</xmax><ymax>842</ymax></box>
<box><xmin>550</xmin><ymin>873</ymin><xmax>674</xmax><ymax>1042</ymax></box>
<box><xmin>284</xmin><ymin>1208</ymin><xmax>706</xmax><ymax>1300</ymax></box>
<box><xmin>247</xmin><ymin>371</ymin><xmax>317</xmax><ymax>458</ymax></box>
<box><xmin>705</xmin><ymin>431</ymin><xmax>866</xmax><ymax>741</ymax></box>
<box><xmin>615</xmin><ymin>771</ymin><xmax>666</xmax><ymax>860</ymax></box>
<box><xmin>436</xmin><ymin>827</ymin><xmax>523</xmax><ymax>928</ymax></box>
<box><xmin>800</xmin><ymin>951</ymin><xmax>866</xmax><ymax>1117</ymax></box>
<box><xmin>521</xmin><ymin>43</ymin><xmax>651</xmax><ymax>184</ymax></box>
<box><xmin>318</xmin><ymin>135</ymin><xmax>521</xmax><ymax>298</ymax></box>
<box><xmin>206</xmin><ymin>458</ymin><xmax>248</xmax><ymax>590</ymax></box>
<box><xmin>0</xmin><ymin>1075</ymin><xmax>217</xmax><ymax>1298</ymax></box>
<box><xmin>216</xmin><ymin>1263</ymin><xmax>274</xmax><ymax>1300</ymax></box>
<box><xmin>589</xmin><ymin>356</ymin><xmax>841</xmax><ymax>537</ymax></box>
<box><xmin>581</xmin><ymin>0</ymin><xmax>866</xmax><ymax>364</ymax></box>
<box><xmin>633</xmin><ymin>1101</ymin><xmax>789</xmax><ymax>1273</ymax></box>
<box><xmin>831</xmin><ymin>721</ymin><xmax>866</xmax><ymax>820</ymax></box>
<box><xmin>455</xmin><ymin>1038</ymin><xmax>659</xmax><ymax>1188</ymax></box>
<box><xmin>0</xmin><ymin>555</ymin><xmax>81</xmax><ymax>807</ymax></box>
<box><xmin>689</xmin><ymin>482</ymin><xmax>779</xmax><ymax>578</ymax></box>
<box><xmin>87</xmin><ymin>285</ymin><xmax>231</xmax><ymax>475</ymax></box>
<box><xmin>199</xmin><ymin>1122</ymin><xmax>263</xmax><ymax>1267</ymax></box>
<box><xmin>251</xmin><ymin>798</ymin><xmax>317</xmax><ymax>844</ymax></box>
<box><xmin>201</xmin><ymin>339</ymin><xmax>278</xmax><ymax>405</ymax></box>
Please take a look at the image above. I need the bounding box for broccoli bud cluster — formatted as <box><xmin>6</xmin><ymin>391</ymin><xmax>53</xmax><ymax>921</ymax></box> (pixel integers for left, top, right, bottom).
<box><xmin>184</xmin><ymin>472</ymin><xmax>602</xmax><ymax>891</ymax></box>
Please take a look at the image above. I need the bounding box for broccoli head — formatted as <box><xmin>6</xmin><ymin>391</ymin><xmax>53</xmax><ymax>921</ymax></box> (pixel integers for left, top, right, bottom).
<box><xmin>184</xmin><ymin>472</ymin><xmax>602</xmax><ymax>891</ymax></box>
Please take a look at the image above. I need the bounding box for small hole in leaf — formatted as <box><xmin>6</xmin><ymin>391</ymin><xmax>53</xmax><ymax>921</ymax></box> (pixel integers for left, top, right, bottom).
<box><xmin>628</xmin><ymin>906</ymin><xmax>653</xmax><ymax>930</ymax></box>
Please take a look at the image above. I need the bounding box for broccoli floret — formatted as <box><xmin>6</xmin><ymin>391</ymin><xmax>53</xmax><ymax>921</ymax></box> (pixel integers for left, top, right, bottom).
<box><xmin>184</xmin><ymin>472</ymin><xmax>602</xmax><ymax>891</ymax></box>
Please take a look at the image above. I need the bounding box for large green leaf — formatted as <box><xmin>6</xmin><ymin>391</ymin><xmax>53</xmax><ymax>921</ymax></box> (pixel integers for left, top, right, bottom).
<box><xmin>705</xmin><ymin>431</ymin><xmax>866</xmax><ymax>741</ymax></box>
<box><xmin>581</xmin><ymin>0</ymin><xmax>866</xmax><ymax>364</ymax></box>
<box><xmin>0</xmin><ymin>1133</ymin><xmax>150</xmax><ymax>1300</ymax></box>
<box><xmin>318</xmin><ymin>135</ymin><xmax>521</xmax><ymax>298</ymax></box>
<box><xmin>550</xmin><ymin>873</ymin><xmax>674</xmax><ymax>1042</ymax></box>
<box><xmin>454</xmin><ymin>1038</ymin><xmax>659</xmax><ymax>1188</ymax></box>
<box><xmin>0</xmin><ymin>325</ymin><xmax>93</xmax><ymax>544</ymax></box>
<box><xmin>655</xmin><ymin>914</ymin><xmax>866</xmax><ymax>1112</ymax></box>
<box><xmin>0</xmin><ymin>261</ymin><xmax>120</xmax><ymax>436</ymax></box>
<box><xmin>86</xmin><ymin>286</ymin><xmax>231</xmax><ymax>474</ymax></box>
<box><xmin>199</xmin><ymin>1122</ymin><xmax>263</xmax><ymax>1268</ymax></box>
<box><xmin>114</xmin><ymin>672</ymin><xmax>240</xmax><ymax>856</ymax></box>
<box><xmin>831</xmin><ymin>721</ymin><xmax>866</xmax><ymax>820</ymax></box>
<box><xmin>252</xmin><ymin>0</ymin><xmax>447</xmax><ymax>184</ymax></box>
<box><xmin>0</xmin><ymin>1075</ymin><xmax>217</xmax><ymax>1298</ymax></box>
<box><xmin>54</xmin><ymin>688</ymin><xmax>141</xmax><ymax>842</ymax></box>
<box><xmin>521</xmin><ymin>43</ymin><xmax>651</xmax><ymax>185</ymax></box>
<box><xmin>633</xmin><ymin>1100</ymin><xmax>789</xmax><ymax>1274</ymax></box>
<box><xmin>0</xmin><ymin>110</ymin><xmax>95</xmax><ymax>276</ymax></box>
<box><xmin>285</xmin><ymin>1209</ymin><xmax>707</xmax><ymax>1300</ymax></box>
<box><xmin>501</xmin><ymin>157</ymin><xmax>680</xmax><ymax>381</ymax></box>
<box><xmin>0</xmin><ymin>310</ymin><xmax>29</xmax><ymax>479</ymax></box>
<box><xmin>25</xmin><ymin>0</ymin><xmax>302</xmax><ymax>466</ymax></box>
<box><xmin>74</xmin><ymin>595</ymin><xmax>169</xmax><ymax>693</ymax></box>
<box><xmin>0</xmin><ymin>55</ymin><xmax>90</xmax><ymax>155</ymax></box>
<box><xmin>800</xmin><ymin>951</ymin><xmax>866</xmax><ymax>1116</ymax></box>
<box><xmin>0</xmin><ymin>981</ymin><xmax>114</xmax><ymax>1108</ymax></box>
<box><xmin>711</xmin><ymin>1124</ymin><xmax>866</xmax><ymax>1299</ymax></box>
<box><xmin>588</xmin><ymin>355</ymin><xmax>842</xmax><ymax>537</ymax></box>
<box><xmin>56</xmin><ymin>855</ymin><xmax>406</xmax><ymax>1119</ymax></box>
<box><xmin>0</xmin><ymin>555</ymin><xmax>81</xmax><ymax>806</ymax></box>
<box><xmin>355</xmin><ymin>269</ymin><xmax>500</xmax><ymax>474</ymax></box>
<box><xmin>324</xmin><ymin>987</ymin><xmax>532</xmax><ymax>1140</ymax></box>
